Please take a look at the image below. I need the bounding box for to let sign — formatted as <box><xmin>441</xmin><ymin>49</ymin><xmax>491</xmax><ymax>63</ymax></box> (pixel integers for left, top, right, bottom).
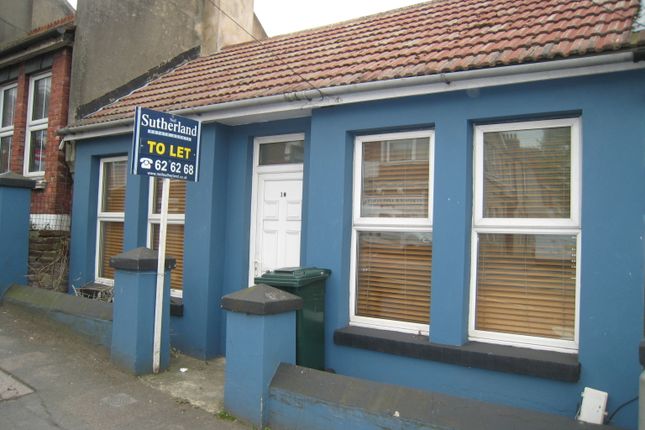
<box><xmin>132</xmin><ymin>107</ymin><xmax>201</xmax><ymax>182</ymax></box>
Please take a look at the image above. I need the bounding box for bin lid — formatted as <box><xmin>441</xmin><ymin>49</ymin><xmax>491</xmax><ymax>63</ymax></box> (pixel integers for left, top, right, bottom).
<box><xmin>254</xmin><ymin>267</ymin><xmax>331</xmax><ymax>287</ymax></box>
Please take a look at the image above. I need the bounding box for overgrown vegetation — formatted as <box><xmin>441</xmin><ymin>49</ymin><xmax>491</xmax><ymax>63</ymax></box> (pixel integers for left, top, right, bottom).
<box><xmin>216</xmin><ymin>410</ymin><xmax>237</xmax><ymax>421</ymax></box>
<box><xmin>28</xmin><ymin>229</ymin><xmax>69</xmax><ymax>292</ymax></box>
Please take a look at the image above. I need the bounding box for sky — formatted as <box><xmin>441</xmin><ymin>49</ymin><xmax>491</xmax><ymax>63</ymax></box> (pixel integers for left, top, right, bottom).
<box><xmin>65</xmin><ymin>0</ymin><xmax>424</xmax><ymax>37</ymax></box>
<box><xmin>254</xmin><ymin>0</ymin><xmax>424</xmax><ymax>36</ymax></box>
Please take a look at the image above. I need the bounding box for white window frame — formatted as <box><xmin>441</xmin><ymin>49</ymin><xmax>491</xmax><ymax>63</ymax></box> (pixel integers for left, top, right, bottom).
<box><xmin>0</xmin><ymin>82</ymin><xmax>17</xmax><ymax>173</ymax></box>
<box><xmin>23</xmin><ymin>71</ymin><xmax>51</xmax><ymax>177</ymax></box>
<box><xmin>147</xmin><ymin>177</ymin><xmax>186</xmax><ymax>298</ymax></box>
<box><xmin>468</xmin><ymin>117</ymin><xmax>581</xmax><ymax>352</ymax></box>
<box><xmin>248</xmin><ymin>133</ymin><xmax>305</xmax><ymax>286</ymax></box>
<box><xmin>95</xmin><ymin>156</ymin><xmax>127</xmax><ymax>285</ymax></box>
<box><xmin>349</xmin><ymin>130</ymin><xmax>435</xmax><ymax>335</ymax></box>
<box><xmin>253</xmin><ymin>133</ymin><xmax>306</xmax><ymax>174</ymax></box>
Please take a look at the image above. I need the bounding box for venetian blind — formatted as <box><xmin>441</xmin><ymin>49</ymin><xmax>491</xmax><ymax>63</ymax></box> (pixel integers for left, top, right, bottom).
<box><xmin>361</xmin><ymin>138</ymin><xmax>429</xmax><ymax>218</ymax></box>
<box><xmin>152</xmin><ymin>224</ymin><xmax>184</xmax><ymax>290</ymax></box>
<box><xmin>356</xmin><ymin>231</ymin><xmax>432</xmax><ymax>324</ymax></box>
<box><xmin>0</xmin><ymin>136</ymin><xmax>10</xmax><ymax>172</ymax></box>
<box><xmin>475</xmin><ymin>233</ymin><xmax>576</xmax><ymax>340</ymax></box>
<box><xmin>99</xmin><ymin>221</ymin><xmax>123</xmax><ymax>280</ymax></box>
<box><xmin>102</xmin><ymin>161</ymin><xmax>127</xmax><ymax>213</ymax></box>
<box><xmin>153</xmin><ymin>179</ymin><xmax>186</xmax><ymax>214</ymax></box>
<box><xmin>483</xmin><ymin>127</ymin><xmax>571</xmax><ymax>219</ymax></box>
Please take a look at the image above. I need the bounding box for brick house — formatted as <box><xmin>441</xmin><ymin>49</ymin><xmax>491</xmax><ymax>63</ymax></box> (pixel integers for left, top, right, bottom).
<box><xmin>0</xmin><ymin>15</ymin><xmax>75</xmax><ymax>289</ymax></box>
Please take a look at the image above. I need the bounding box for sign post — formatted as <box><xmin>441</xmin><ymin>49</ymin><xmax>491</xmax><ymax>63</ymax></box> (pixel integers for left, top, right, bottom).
<box><xmin>132</xmin><ymin>107</ymin><xmax>201</xmax><ymax>373</ymax></box>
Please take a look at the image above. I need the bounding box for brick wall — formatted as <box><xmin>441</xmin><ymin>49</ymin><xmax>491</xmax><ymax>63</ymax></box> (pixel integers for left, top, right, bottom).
<box><xmin>32</xmin><ymin>47</ymin><xmax>73</xmax><ymax>217</ymax></box>
<box><xmin>7</xmin><ymin>46</ymin><xmax>74</xmax><ymax>289</ymax></box>
<box><xmin>9</xmin><ymin>47</ymin><xmax>73</xmax><ymax>219</ymax></box>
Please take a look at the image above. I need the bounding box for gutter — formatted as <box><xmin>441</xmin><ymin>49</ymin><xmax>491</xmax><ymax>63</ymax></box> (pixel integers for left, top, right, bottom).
<box><xmin>0</xmin><ymin>23</ymin><xmax>75</xmax><ymax>69</ymax></box>
<box><xmin>59</xmin><ymin>51</ymin><xmax>644</xmax><ymax>142</ymax></box>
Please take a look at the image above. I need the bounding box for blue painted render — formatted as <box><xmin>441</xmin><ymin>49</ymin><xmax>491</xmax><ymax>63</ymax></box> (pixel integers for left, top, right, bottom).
<box><xmin>69</xmin><ymin>118</ymin><xmax>310</xmax><ymax>359</ymax></box>
<box><xmin>69</xmin><ymin>135</ymin><xmax>142</xmax><ymax>290</ymax></box>
<box><xmin>0</xmin><ymin>186</ymin><xmax>32</xmax><ymax>296</ymax></box>
<box><xmin>111</xmin><ymin>268</ymin><xmax>170</xmax><ymax>375</ymax></box>
<box><xmin>69</xmin><ymin>69</ymin><xmax>645</xmax><ymax>428</ymax></box>
<box><xmin>224</xmin><ymin>310</ymin><xmax>297</xmax><ymax>427</ymax></box>
<box><xmin>220</xmin><ymin>118</ymin><xmax>311</xmax><ymax>353</ymax></box>
<box><xmin>303</xmin><ymin>70</ymin><xmax>645</xmax><ymax>429</ymax></box>
<box><xmin>2</xmin><ymin>284</ymin><xmax>113</xmax><ymax>347</ymax></box>
<box><xmin>268</xmin><ymin>363</ymin><xmax>617</xmax><ymax>430</ymax></box>
<box><xmin>169</xmin><ymin>124</ymin><xmax>229</xmax><ymax>358</ymax></box>
<box><xmin>48</xmin><ymin>311</ymin><xmax>112</xmax><ymax>348</ymax></box>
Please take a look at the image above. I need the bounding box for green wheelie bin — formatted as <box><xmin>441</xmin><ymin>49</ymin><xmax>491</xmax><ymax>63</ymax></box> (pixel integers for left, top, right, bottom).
<box><xmin>255</xmin><ymin>267</ymin><xmax>330</xmax><ymax>370</ymax></box>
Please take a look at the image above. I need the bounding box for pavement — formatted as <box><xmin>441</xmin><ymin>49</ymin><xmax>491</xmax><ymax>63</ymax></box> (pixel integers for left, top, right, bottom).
<box><xmin>0</xmin><ymin>302</ymin><xmax>249</xmax><ymax>430</ymax></box>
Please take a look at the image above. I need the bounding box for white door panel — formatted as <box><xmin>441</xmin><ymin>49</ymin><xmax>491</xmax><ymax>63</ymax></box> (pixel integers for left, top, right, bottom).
<box><xmin>252</xmin><ymin>171</ymin><xmax>303</xmax><ymax>280</ymax></box>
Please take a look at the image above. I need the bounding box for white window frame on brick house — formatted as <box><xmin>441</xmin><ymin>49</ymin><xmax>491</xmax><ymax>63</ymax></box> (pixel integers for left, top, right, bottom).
<box><xmin>23</xmin><ymin>71</ymin><xmax>51</xmax><ymax>177</ymax></box>
<box><xmin>147</xmin><ymin>177</ymin><xmax>186</xmax><ymax>298</ymax></box>
<box><xmin>468</xmin><ymin>118</ymin><xmax>581</xmax><ymax>353</ymax></box>
<box><xmin>95</xmin><ymin>156</ymin><xmax>127</xmax><ymax>285</ymax></box>
<box><xmin>349</xmin><ymin>130</ymin><xmax>435</xmax><ymax>335</ymax></box>
<box><xmin>0</xmin><ymin>82</ymin><xmax>17</xmax><ymax>173</ymax></box>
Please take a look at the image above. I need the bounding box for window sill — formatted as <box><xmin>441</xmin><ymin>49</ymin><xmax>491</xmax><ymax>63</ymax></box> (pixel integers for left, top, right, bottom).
<box><xmin>170</xmin><ymin>297</ymin><xmax>184</xmax><ymax>317</ymax></box>
<box><xmin>29</xmin><ymin>177</ymin><xmax>46</xmax><ymax>189</ymax></box>
<box><xmin>334</xmin><ymin>326</ymin><xmax>580</xmax><ymax>382</ymax></box>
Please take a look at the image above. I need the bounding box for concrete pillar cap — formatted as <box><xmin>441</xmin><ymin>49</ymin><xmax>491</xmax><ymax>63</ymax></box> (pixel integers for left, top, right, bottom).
<box><xmin>0</xmin><ymin>172</ymin><xmax>36</xmax><ymax>189</ymax></box>
<box><xmin>221</xmin><ymin>284</ymin><xmax>303</xmax><ymax>315</ymax></box>
<box><xmin>110</xmin><ymin>247</ymin><xmax>176</xmax><ymax>272</ymax></box>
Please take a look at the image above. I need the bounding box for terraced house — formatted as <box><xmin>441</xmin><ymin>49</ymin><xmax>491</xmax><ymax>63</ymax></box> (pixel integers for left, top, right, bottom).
<box><xmin>0</xmin><ymin>1</ymin><xmax>76</xmax><ymax>290</ymax></box>
<box><xmin>60</xmin><ymin>0</ymin><xmax>645</xmax><ymax>428</ymax></box>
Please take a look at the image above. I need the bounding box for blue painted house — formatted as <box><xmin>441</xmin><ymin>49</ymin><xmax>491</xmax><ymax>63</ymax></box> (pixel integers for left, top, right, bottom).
<box><xmin>60</xmin><ymin>0</ymin><xmax>645</xmax><ymax>427</ymax></box>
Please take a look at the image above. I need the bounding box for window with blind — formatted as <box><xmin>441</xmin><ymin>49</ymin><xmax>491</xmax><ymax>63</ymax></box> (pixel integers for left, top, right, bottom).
<box><xmin>96</xmin><ymin>157</ymin><xmax>127</xmax><ymax>283</ymax></box>
<box><xmin>470</xmin><ymin>118</ymin><xmax>580</xmax><ymax>352</ymax></box>
<box><xmin>148</xmin><ymin>178</ymin><xmax>186</xmax><ymax>296</ymax></box>
<box><xmin>24</xmin><ymin>72</ymin><xmax>51</xmax><ymax>176</ymax></box>
<box><xmin>0</xmin><ymin>83</ymin><xmax>16</xmax><ymax>173</ymax></box>
<box><xmin>350</xmin><ymin>130</ymin><xmax>434</xmax><ymax>335</ymax></box>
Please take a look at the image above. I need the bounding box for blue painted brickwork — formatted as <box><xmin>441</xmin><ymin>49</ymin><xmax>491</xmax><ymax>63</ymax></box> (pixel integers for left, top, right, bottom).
<box><xmin>225</xmin><ymin>311</ymin><xmax>296</xmax><ymax>427</ymax></box>
<box><xmin>69</xmin><ymin>69</ymin><xmax>645</xmax><ymax>428</ymax></box>
<box><xmin>0</xmin><ymin>186</ymin><xmax>32</xmax><ymax>295</ymax></box>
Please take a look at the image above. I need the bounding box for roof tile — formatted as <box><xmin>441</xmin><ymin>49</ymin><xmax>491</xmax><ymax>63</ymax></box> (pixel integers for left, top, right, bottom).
<box><xmin>76</xmin><ymin>0</ymin><xmax>642</xmax><ymax>127</ymax></box>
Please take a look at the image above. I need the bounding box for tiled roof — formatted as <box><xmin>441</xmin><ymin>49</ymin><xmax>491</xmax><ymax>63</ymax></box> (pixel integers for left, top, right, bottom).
<box><xmin>78</xmin><ymin>0</ymin><xmax>642</xmax><ymax>126</ymax></box>
<box><xmin>28</xmin><ymin>14</ymin><xmax>75</xmax><ymax>36</ymax></box>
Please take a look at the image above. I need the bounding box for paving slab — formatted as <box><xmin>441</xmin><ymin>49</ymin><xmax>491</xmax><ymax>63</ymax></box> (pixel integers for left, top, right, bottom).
<box><xmin>140</xmin><ymin>353</ymin><xmax>226</xmax><ymax>415</ymax></box>
<box><xmin>0</xmin><ymin>368</ymin><xmax>33</xmax><ymax>400</ymax></box>
<box><xmin>0</xmin><ymin>302</ymin><xmax>247</xmax><ymax>430</ymax></box>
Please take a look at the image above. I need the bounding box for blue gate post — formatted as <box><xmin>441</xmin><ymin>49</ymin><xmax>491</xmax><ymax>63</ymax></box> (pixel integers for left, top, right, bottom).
<box><xmin>0</xmin><ymin>172</ymin><xmax>35</xmax><ymax>298</ymax></box>
<box><xmin>221</xmin><ymin>284</ymin><xmax>303</xmax><ymax>428</ymax></box>
<box><xmin>109</xmin><ymin>247</ymin><xmax>175</xmax><ymax>375</ymax></box>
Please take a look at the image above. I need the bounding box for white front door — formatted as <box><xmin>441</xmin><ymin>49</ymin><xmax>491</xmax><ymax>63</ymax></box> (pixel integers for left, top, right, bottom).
<box><xmin>251</xmin><ymin>171</ymin><xmax>303</xmax><ymax>281</ymax></box>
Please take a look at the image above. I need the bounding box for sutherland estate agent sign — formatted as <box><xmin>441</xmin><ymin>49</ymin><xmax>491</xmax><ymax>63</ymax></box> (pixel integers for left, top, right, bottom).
<box><xmin>132</xmin><ymin>107</ymin><xmax>201</xmax><ymax>182</ymax></box>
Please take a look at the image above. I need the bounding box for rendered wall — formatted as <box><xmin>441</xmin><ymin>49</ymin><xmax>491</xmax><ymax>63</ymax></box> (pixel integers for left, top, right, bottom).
<box><xmin>302</xmin><ymin>69</ymin><xmax>645</xmax><ymax>429</ymax></box>
<box><xmin>69</xmin><ymin>0</ymin><xmax>263</xmax><ymax>118</ymax></box>
<box><xmin>0</xmin><ymin>0</ymin><xmax>32</xmax><ymax>44</ymax></box>
<box><xmin>0</xmin><ymin>0</ymin><xmax>72</xmax><ymax>45</ymax></box>
<box><xmin>31</xmin><ymin>0</ymin><xmax>74</xmax><ymax>30</ymax></box>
